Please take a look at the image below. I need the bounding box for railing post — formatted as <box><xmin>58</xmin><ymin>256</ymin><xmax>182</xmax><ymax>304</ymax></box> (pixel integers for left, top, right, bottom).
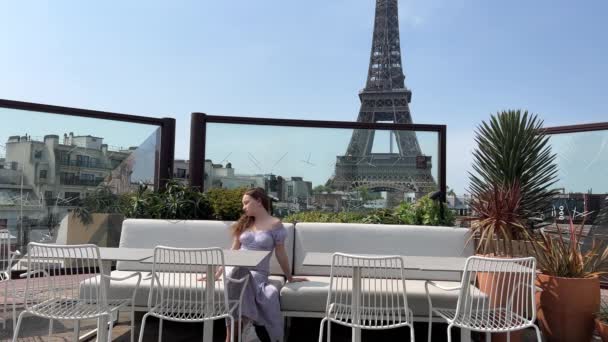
<box><xmin>158</xmin><ymin>117</ymin><xmax>176</xmax><ymax>191</ymax></box>
<box><xmin>189</xmin><ymin>113</ymin><xmax>206</xmax><ymax>191</ymax></box>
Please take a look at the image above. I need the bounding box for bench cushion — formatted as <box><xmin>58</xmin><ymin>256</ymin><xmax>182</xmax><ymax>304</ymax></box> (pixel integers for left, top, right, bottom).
<box><xmin>280</xmin><ymin>276</ymin><xmax>484</xmax><ymax>316</ymax></box>
<box><xmin>117</xmin><ymin>219</ymin><xmax>294</xmax><ymax>276</ymax></box>
<box><xmin>293</xmin><ymin>223</ymin><xmax>473</xmax><ymax>281</ymax></box>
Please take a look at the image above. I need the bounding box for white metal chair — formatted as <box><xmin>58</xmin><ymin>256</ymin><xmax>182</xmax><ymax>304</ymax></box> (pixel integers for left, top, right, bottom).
<box><xmin>318</xmin><ymin>253</ymin><xmax>415</xmax><ymax>342</ymax></box>
<box><xmin>138</xmin><ymin>246</ymin><xmax>248</xmax><ymax>342</ymax></box>
<box><xmin>0</xmin><ymin>229</ymin><xmax>20</xmax><ymax>329</ymax></box>
<box><xmin>12</xmin><ymin>242</ymin><xmax>141</xmax><ymax>342</ymax></box>
<box><xmin>425</xmin><ymin>256</ymin><xmax>541</xmax><ymax>342</ymax></box>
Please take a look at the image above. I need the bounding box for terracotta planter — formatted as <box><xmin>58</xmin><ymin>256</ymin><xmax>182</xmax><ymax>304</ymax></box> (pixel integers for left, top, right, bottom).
<box><xmin>536</xmin><ymin>274</ymin><xmax>600</xmax><ymax>342</ymax></box>
<box><xmin>596</xmin><ymin>318</ymin><xmax>608</xmax><ymax>342</ymax></box>
<box><xmin>477</xmin><ymin>272</ymin><xmax>527</xmax><ymax>342</ymax></box>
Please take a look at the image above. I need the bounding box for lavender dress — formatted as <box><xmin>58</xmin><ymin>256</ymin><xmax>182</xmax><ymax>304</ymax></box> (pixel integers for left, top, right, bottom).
<box><xmin>226</xmin><ymin>225</ymin><xmax>287</xmax><ymax>342</ymax></box>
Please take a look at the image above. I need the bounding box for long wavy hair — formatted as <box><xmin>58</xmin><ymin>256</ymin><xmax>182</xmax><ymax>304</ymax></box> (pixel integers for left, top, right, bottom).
<box><xmin>232</xmin><ymin>187</ymin><xmax>271</xmax><ymax>238</ymax></box>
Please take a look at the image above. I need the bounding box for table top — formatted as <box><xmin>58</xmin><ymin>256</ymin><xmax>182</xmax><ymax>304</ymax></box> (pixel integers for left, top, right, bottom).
<box><xmin>140</xmin><ymin>249</ymin><xmax>271</xmax><ymax>268</ymax></box>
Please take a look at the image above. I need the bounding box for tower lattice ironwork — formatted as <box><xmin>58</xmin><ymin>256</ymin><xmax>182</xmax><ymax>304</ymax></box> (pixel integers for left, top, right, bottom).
<box><xmin>331</xmin><ymin>0</ymin><xmax>437</xmax><ymax>201</ymax></box>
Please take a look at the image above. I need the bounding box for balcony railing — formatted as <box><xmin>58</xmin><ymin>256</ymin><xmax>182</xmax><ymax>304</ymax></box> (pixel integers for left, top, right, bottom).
<box><xmin>59</xmin><ymin>159</ymin><xmax>111</xmax><ymax>170</ymax></box>
<box><xmin>60</xmin><ymin>177</ymin><xmax>105</xmax><ymax>186</ymax></box>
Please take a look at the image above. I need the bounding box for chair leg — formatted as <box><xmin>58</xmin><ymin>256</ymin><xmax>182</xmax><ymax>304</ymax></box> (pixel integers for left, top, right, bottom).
<box><xmin>532</xmin><ymin>325</ymin><xmax>543</xmax><ymax>342</ymax></box>
<box><xmin>158</xmin><ymin>318</ymin><xmax>163</xmax><ymax>342</ymax></box>
<box><xmin>73</xmin><ymin>320</ymin><xmax>81</xmax><ymax>342</ymax></box>
<box><xmin>447</xmin><ymin>324</ymin><xmax>453</xmax><ymax>342</ymax></box>
<box><xmin>108</xmin><ymin>314</ymin><xmax>115</xmax><ymax>342</ymax></box>
<box><xmin>409</xmin><ymin>323</ymin><xmax>415</xmax><ymax>342</ymax></box>
<box><xmin>12</xmin><ymin>311</ymin><xmax>25</xmax><ymax>342</ymax></box>
<box><xmin>130</xmin><ymin>305</ymin><xmax>136</xmax><ymax>342</ymax></box>
<box><xmin>138</xmin><ymin>313</ymin><xmax>151</xmax><ymax>342</ymax></box>
<box><xmin>485</xmin><ymin>332</ymin><xmax>491</xmax><ymax>341</ymax></box>
<box><xmin>318</xmin><ymin>317</ymin><xmax>327</xmax><ymax>342</ymax></box>
<box><xmin>228</xmin><ymin>316</ymin><xmax>235</xmax><ymax>342</ymax></box>
<box><xmin>327</xmin><ymin>320</ymin><xmax>331</xmax><ymax>342</ymax></box>
<box><xmin>427</xmin><ymin>315</ymin><xmax>433</xmax><ymax>342</ymax></box>
<box><xmin>49</xmin><ymin>318</ymin><xmax>54</xmax><ymax>335</ymax></box>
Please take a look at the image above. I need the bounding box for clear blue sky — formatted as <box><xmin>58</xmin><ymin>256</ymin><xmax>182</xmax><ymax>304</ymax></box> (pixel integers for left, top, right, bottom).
<box><xmin>1</xmin><ymin>0</ymin><xmax>607</xmax><ymax>194</ymax></box>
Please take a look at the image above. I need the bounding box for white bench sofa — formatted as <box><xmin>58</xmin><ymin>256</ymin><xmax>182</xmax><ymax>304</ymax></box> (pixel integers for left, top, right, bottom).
<box><xmin>280</xmin><ymin>222</ymin><xmax>477</xmax><ymax>320</ymax></box>
<box><xmin>105</xmin><ymin>219</ymin><xmax>295</xmax><ymax>310</ymax></box>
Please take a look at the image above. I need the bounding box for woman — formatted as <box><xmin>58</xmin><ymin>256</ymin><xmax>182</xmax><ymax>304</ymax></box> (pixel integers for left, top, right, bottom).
<box><xmin>203</xmin><ymin>187</ymin><xmax>306</xmax><ymax>342</ymax></box>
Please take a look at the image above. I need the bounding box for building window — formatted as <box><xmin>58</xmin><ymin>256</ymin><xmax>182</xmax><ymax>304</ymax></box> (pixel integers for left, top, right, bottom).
<box><xmin>176</xmin><ymin>168</ymin><xmax>187</xmax><ymax>178</ymax></box>
<box><xmin>59</xmin><ymin>151</ymin><xmax>70</xmax><ymax>163</ymax></box>
<box><xmin>0</xmin><ymin>219</ymin><xmax>7</xmax><ymax>229</ymax></box>
<box><xmin>44</xmin><ymin>191</ymin><xmax>53</xmax><ymax>199</ymax></box>
<box><xmin>80</xmin><ymin>173</ymin><xmax>94</xmax><ymax>180</ymax></box>
<box><xmin>39</xmin><ymin>170</ymin><xmax>47</xmax><ymax>179</ymax></box>
<box><xmin>76</xmin><ymin>155</ymin><xmax>90</xmax><ymax>167</ymax></box>
<box><xmin>60</xmin><ymin>172</ymin><xmax>76</xmax><ymax>185</ymax></box>
<box><xmin>34</xmin><ymin>150</ymin><xmax>42</xmax><ymax>159</ymax></box>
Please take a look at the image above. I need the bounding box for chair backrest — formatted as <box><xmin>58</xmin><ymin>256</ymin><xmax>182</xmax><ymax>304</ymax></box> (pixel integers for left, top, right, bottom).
<box><xmin>326</xmin><ymin>253</ymin><xmax>411</xmax><ymax>328</ymax></box>
<box><xmin>25</xmin><ymin>243</ymin><xmax>105</xmax><ymax>312</ymax></box>
<box><xmin>0</xmin><ymin>229</ymin><xmax>12</xmax><ymax>276</ymax></box>
<box><xmin>148</xmin><ymin>246</ymin><xmax>229</xmax><ymax>320</ymax></box>
<box><xmin>455</xmin><ymin>256</ymin><xmax>537</xmax><ymax>327</ymax></box>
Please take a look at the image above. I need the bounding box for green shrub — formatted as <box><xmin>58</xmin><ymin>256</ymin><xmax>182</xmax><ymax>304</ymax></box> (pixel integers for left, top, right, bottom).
<box><xmin>285</xmin><ymin>195</ymin><xmax>455</xmax><ymax>226</ymax></box>
<box><xmin>394</xmin><ymin>196</ymin><xmax>455</xmax><ymax>226</ymax></box>
<box><xmin>205</xmin><ymin>187</ymin><xmax>246</xmax><ymax>220</ymax></box>
<box><xmin>121</xmin><ymin>180</ymin><xmax>212</xmax><ymax>220</ymax></box>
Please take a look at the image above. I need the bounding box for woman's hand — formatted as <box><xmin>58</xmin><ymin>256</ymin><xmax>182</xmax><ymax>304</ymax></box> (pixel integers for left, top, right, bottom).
<box><xmin>286</xmin><ymin>276</ymin><xmax>308</xmax><ymax>283</ymax></box>
<box><xmin>197</xmin><ymin>272</ymin><xmax>222</xmax><ymax>282</ymax></box>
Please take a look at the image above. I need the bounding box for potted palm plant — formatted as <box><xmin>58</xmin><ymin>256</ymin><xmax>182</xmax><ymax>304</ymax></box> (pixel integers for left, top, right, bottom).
<box><xmin>467</xmin><ymin>110</ymin><xmax>559</xmax><ymax>342</ymax></box>
<box><xmin>533</xmin><ymin>213</ymin><xmax>608</xmax><ymax>342</ymax></box>
<box><xmin>468</xmin><ymin>109</ymin><xmax>560</xmax><ymax>254</ymax></box>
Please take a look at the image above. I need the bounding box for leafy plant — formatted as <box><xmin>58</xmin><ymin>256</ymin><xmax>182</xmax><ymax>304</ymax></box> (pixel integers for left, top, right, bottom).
<box><xmin>285</xmin><ymin>194</ymin><xmax>455</xmax><ymax>226</ymax></box>
<box><xmin>121</xmin><ymin>180</ymin><xmax>212</xmax><ymax>220</ymax></box>
<box><xmin>466</xmin><ymin>183</ymin><xmax>527</xmax><ymax>256</ymax></box>
<box><xmin>205</xmin><ymin>187</ymin><xmax>246</xmax><ymax>220</ymax></box>
<box><xmin>394</xmin><ymin>196</ymin><xmax>455</xmax><ymax>226</ymax></box>
<box><xmin>469</xmin><ymin>110</ymin><xmax>559</xmax><ymax>230</ymax></box>
<box><xmin>532</xmin><ymin>214</ymin><xmax>608</xmax><ymax>278</ymax></box>
<box><xmin>597</xmin><ymin>298</ymin><xmax>608</xmax><ymax>324</ymax></box>
<box><xmin>72</xmin><ymin>185</ymin><xmax>126</xmax><ymax>225</ymax></box>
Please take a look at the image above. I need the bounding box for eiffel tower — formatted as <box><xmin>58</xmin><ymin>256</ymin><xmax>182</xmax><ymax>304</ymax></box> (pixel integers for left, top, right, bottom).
<box><xmin>331</xmin><ymin>0</ymin><xmax>437</xmax><ymax>203</ymax></box>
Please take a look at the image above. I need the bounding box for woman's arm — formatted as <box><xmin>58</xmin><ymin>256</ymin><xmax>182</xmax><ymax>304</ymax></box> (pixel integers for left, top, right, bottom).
<box><xmin>275</xmin><ymin>244</ymin><xmax>306</xmax><ymax>283</ymax></box>
<box><xmin>200</xmin><ymin>236</ymin><xmax>241</xmax><ymax>281</ymax></box>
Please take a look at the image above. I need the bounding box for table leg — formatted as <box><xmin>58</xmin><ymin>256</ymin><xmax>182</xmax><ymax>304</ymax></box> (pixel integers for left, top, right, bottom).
<box><xmin>203</xmin><ymin>265</ymin><xmax>214</xmax><ymax>342</ymax></box>
<box><xmin>352</xmin><ymin>267</ymin><xmax>361</xmax><ymax>342</ymax></box>
<box><xmin>77</xmin><ymin>260</ymin><xmax>112</xmax><ymax>342</ymax></box>
<box><xmin>460</xmin><ymin>328</ymin><xmax>471</xmax><ymax>342</ymax></box>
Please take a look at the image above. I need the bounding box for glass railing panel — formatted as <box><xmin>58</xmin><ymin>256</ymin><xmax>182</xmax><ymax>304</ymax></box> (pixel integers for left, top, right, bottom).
<box><xmin>0</xmin><ymin>106</ymin><xmax>161</xmax><ymax>262</ymax></box>
<box><xmin>203</xmin><ymin>122</ymin><xmax>441</xmax><ymax>218</ymax></box>
<box><xmin>545</xmin><ymin>129</ymin><xmax>608</xmax><ymax>244</ymax></box>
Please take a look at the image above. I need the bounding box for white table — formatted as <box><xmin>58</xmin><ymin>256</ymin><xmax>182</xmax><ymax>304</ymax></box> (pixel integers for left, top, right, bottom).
<box><xmin>29</xmin><ymin>247</ymin><xmax>155</xmax><ymax>342</ymax></box>
<box><xmin>140</xmin><ymin>249</ymin><xmax>271</xmax><ymax>342</ymax></box>
<box><xmin>302</xmin><ymin>252</ymin><xmax>471</xmax><ymax>342</ymax></box>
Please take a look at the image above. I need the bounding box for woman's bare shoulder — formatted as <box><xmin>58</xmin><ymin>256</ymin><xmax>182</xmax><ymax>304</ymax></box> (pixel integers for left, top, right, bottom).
<box><xmin>270</xmin><ymin>217</ymin><xmax>283</xmax><ymax>228</ymax></box>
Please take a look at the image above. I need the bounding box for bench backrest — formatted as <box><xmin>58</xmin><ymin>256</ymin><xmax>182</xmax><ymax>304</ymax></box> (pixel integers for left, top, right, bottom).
<box><xmin>117</xmin><ymin>219</ymin><xmax>294</xmax><ymax>276</ymax></box>
<box><xmin>293</xmin><ymin>223</ymin><xmax>474</xmax><ymax>281</ymax></box>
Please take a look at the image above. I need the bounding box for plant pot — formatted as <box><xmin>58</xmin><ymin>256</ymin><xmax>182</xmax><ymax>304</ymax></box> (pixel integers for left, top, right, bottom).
<box><xmin>536</xmin><ymin>273</ymin><xmax>600</xmax><ymax>342</ymax></box>
<box><xmin>477</xmin><ymin>271</ymin><xmax>527</xmax><ymax>342</ymax></box>
<box><xmin>596</xmin><ymin>318</ymin><xmax>608</xmax><ymax>342</ymax></box>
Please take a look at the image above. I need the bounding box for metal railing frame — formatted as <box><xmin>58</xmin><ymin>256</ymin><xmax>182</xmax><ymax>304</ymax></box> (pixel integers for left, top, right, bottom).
<box><xmin>188</xmin><ymin>112</ymin><xmax>447</xmax><ymax>203</ymax></box>
<box><xmin>0</xmin><ymin>99</ymin><xmax>175</xmax><ymax>190</ymax></box>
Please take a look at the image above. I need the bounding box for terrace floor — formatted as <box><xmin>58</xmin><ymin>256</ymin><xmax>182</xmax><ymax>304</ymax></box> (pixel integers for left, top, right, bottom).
<box><xmin>0</xmin><ymin>277</ymin><xmax>601</xmax><ymax>342</ymax></box>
